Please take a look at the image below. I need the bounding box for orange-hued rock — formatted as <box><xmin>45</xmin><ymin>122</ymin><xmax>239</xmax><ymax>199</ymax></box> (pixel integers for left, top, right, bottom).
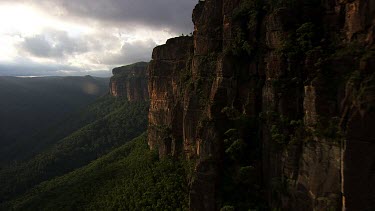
<box><xmin>147</xmin><ymin>36</ymin><xmax>193</xmax><ymax>155</ymax></box>
<box><xmin>147</xmin><ymin>0</ymin><xmax>375</xmax><ymax>210</ymax></box>
<box><xmin>109</xmin><ymin>62</ymin><xmax>149</xmax><ymax>101</ymax></box>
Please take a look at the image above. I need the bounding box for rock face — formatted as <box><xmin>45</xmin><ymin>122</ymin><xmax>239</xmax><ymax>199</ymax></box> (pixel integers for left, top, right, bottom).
<box><xmin>148</xmin><ymin>0</ymin><xmax>375</xmax><ymax>210</ymax></box>
<box><xmin>110</xmin><ymin>62</ymin><xmax>149</xmax><ymax>101</ymax></box>
<box><xmin>148</xmin><ymin>37</ymin><xmax>194</xmax><ymax>155</ymax></box>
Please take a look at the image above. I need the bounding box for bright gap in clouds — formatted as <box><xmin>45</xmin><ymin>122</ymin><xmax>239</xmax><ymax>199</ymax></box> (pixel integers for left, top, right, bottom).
<box><xmin>0</xmin><ymin>4</ymin><xmax>42</xmax><ymax>61</ymax></box>
<box><xmin>0</xmin><ymin>1</ymin><xmax>190</xmax><ymax>76</ymax></box>
<box><xmin>0</xmin><ymin>4</ymin><xmax>47</xmax><ymax>35</ymax></box>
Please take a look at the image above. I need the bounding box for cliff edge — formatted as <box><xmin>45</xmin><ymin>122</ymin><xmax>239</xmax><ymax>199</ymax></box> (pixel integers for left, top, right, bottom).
<box><xmin>110</xmin><ymin>62</ymin><xmax>149</xmax><ymax>101</ymax></box>
<box><xmin>148</xmin><ymin>0</ymin><xmax>375</xmax><ymax>210</ymax></box>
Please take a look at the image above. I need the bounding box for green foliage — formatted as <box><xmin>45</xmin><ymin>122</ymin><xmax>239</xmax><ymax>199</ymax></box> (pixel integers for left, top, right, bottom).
<box><xmin>238</xmin><ymin>166</ymin><xmax>256</xmax><ymax>185</ymax></box>
<box><xmin>0</xmin><ymin>76</ymin><xmax>109</xmax><ymax>165</ymax></box>
<box><xmin>178</xmin><ymin>55</ymin><xmax>194</xmax><ymax>99</ymax></box>
<box><xmin>26</xmin><ymin>95</ymin><xmax>130</xmax><ymax>155</ymax></box>
<box><xmin>270</xmin><ymin>0</ymin><xmax>319</xmax><ymax>9</ymax></box>
<box><xmin>225</xmin><ymin>139</ymin><xmax>247</xmax><ymax>161</ymax></box>
<box><xmin>268</xmin><ymin>113</ymin><xmax>289</xmax><ymax>146</ymax></box>
<box><xmin>222</xmin><ymin>107</ymin><xmax>241</xmax><ymax>120</ymax></box>
<box><xmin>333</xmin><ymin>42</ymin><xmax>366</xmax><ymax>58</ymax></box>
<box><xmin>3</xmin><ymin>134</ymin><xmax>189</xmax><ymax>210</ymax></box>
<box><xmin>224</xmin><ymin>128</ymin><xmax>239</xmax><ymax>138</ymax></box>
<box><xmin>314</xmin><ymin>117</ymin><xmax>344</xmax><ymax>142</ymax></box>
<box><xmin>231</xmin><ymin>28</ymin><xmax>255</xmax><ymax>57</ymax></box>
<box><xmin>180</xmin><ymin>65</ymin><xmax>193</xmax><ymax>88</ymax></box>
<box><xmin>289</xmin><ymin>120</ymin><xmax>308</xmax><ymax>144</ymax></box>
<box><xmin>266</xmin><ymin>109</ymin><xmax>344</xmax><ymax>147</ymax></box>
<box><xmin>233</xmin><ymin>0</ymin><xmax>263</xmax><ymax>22</ymax></box>
<box><xmin>199</xmin><ymin>53</ymin><xmax>217</xmax><ymax>70</ymax></box>
<box><xmin>279</xmin><ymin>22</ymin><xmax>319</xmax><ymax>60</ymax></box>
<box><xmin>345</xmin><ymin>68</ymin><xmax>375</xmax><ymax>113</ymax></box>
<box><xmin>270</xmin><ymin>0</ymin><xmax>298</xmax><ymax>8</ymax></box>
<box><xmin>265</xmin><ymin>112</ymin><xmax>308</xmax><ymax>146</ymax></box>
<box><xmin>296</xmin><ymin>22</ymin><xmax>317</xmax><ymax>52</ymax></box>
<box><xmin>270</xmin><ymin>177</ymin><xmax>289</xmax><ymax>198</ymax></box>
<box><xmin>229</xmin><ymin>0</ymin><xmax>263</xmax><ymax>57</ymax></box>
<box><xmin>195</xmin><ymin>76</ymin><xmax>214</xmax><ymax>108</ymax></box>
<box><xmin>0</xmin><ymin>98</ymin><xmax>149</xmax><ymax>203</ymax></box>
<box><xmin>356</xmin><ymin>73</ymin><xmax>375</xmax><ymax>112</ymax></box>
<box><xmin>271</xmin><ymin>125</ymin><xmax>288</xmax><ymax>145</ymax></box>
<box><xmin>220</xmin><ymin>205</ymin><xmax>235</xmax><ymax>211</ymax></box>
<box><xmin>361</xmin><ymin>47</ymin><xmax>375</xmax><ymax>60</ymax></box>
<box><xmin>218</xmin><ymin>106</ymin><xmax>265</xmax><ymax>210</ymax></box>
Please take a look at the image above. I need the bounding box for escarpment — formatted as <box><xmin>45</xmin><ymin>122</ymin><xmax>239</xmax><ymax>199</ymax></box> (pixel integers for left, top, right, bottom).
<box><xmin>110</xmin><ymin>62</ymin><xmax>149</xmax><ymax>101</ymax></box>
<box><xmin>148</xmin><ymin>0</ymin><xmax>375</xmax><ymax>210</ymax></box>
<box><xmin>148</xmin><ymin>37</ymin><xmax>194</xmax><ymax>156</ymax></box>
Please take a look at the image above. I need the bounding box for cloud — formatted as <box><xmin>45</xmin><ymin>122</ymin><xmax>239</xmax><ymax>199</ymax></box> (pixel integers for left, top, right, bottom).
<box><xmin>0</xmin><ymin>1</ymin><xmax>197</xmax><ymax>76</ymax></box>
<box><xmin>0</xmin><ymin>58</ymin><xmax>110</xmax><ymax>77</ymax></box>
<box><xmin>35</xmin><ymin>0</ymin><xmax>197</xmax><ymax>33</ymax></box>
<box><xmin>101</xmin><ymin>39</ymin><xmax>156</xmax><ymax>65</ymax></box>
<box><xmin>3</xmin><ymin>30</ymin><xmax>156</xmax><ymax>76</ymax></box>
<box><xmin>19</xmin><ymin>29</ymin><xmax>89</xmax><ymax>59</ymax></box>
<box><xmin>18</xmin><ymin>29</ymin><xmax>157</xmax><ymax>66</ymax></box>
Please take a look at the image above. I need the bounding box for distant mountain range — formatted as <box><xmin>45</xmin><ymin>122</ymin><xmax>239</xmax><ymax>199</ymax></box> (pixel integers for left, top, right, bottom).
<box><xmin>0</xmin><ymin>65</ymin><xmax>153</xmax><ymax>210</ymax></box>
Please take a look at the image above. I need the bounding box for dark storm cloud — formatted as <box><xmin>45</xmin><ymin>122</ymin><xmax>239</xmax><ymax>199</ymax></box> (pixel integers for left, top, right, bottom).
<box><xmin>0</xmin><ymin>0</ymin><xmax>197</xmax><ymax>33</ymax></box>
<box><xmin>101</xmin><ymin>39</ymin><xmax>156</xmax><ymax>65</ymax></box>
<box><xmin>17</xmin><ymin>29</ymin><xmax>156</xmax><ymax>69</ymax></box>
<box><xmin>35</xmin><ymin>0</ymin><xmax>197</xmax><ymax>33</ymax></box>
<box><xmin>0</xmin><ymin>1</ymin><xmax>197</xmax><ymax>76</ymax></box>
<box><xmin>19</xmin><ymin>29</ymin><xmax>89</xmax><ymax>58</ymax></box>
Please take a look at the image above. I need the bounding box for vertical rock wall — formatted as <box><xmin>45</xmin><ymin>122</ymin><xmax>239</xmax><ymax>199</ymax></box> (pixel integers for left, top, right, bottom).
<box><xmin>147</xmin><ymin>0</ymin><xmax>375</xmax><ymax>210</ymax></box>
<box><xmin>110</xmin><ymin>62</ymin><xmax>149</xmax><ymax>101</ymax></box>
<box><xmin>148</xmin><ymin>37</ymin><xmax>194</xmax><ymax>156</ymax></box>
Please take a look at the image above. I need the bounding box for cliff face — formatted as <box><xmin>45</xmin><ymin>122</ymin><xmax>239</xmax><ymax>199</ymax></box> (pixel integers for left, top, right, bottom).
<box><xmin>148</xmin><ymin>0</ymin><xmax>375</xmax><ymax>210</ymax></box>
<box><xmin>110</xmin><ymin>62</ymin><xmax>149</xmax><ymax>101</ymax></box>
<box><xmin>148</xmin><ymin>37</ymin><xmax>194</xmax><ymax>155</ymax></box>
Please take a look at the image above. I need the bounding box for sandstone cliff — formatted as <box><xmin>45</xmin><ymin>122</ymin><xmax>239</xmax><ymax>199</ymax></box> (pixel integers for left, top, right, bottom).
<box><xmin>148</xmin><ymin>0</ymin><xmax>375</xmax><ymax>210</ymax></box>
<box><xmin>110</xmin><ymin>62</ymin><xmax>149</xmax><ymax>101</ymax></box>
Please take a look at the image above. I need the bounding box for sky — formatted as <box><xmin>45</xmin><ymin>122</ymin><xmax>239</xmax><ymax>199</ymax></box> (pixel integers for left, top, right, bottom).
<box><xmin>0</xmin><ymin>0</ymin><xmax>197</xmax><ymax>77</ymax></box>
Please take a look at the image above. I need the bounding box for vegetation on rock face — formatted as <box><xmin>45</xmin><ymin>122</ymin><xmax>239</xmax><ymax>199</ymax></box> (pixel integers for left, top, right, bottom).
<box><xmin>229</xmin><ymin>0</ymin><xmax>264</xmax><ymax>57</ymax></box>
<box><xmin>1</xmin><ymin>0</ymin><xmax>373</xmax><ymax>210</ymax></box>
<box><xmin>3</xmin><ymin>134</ymin><xmax>189</xmax><ymax>211</ymax></box>
<box><xmin>270</xmin><ymin>0</ymin><xmax>320</xmax><ymax>9</ymax></box>
<box><xmin>279</xmin><ymin>22</ymin><xmax>320</xmax><ymax>61</ymax></box>
<box><xmin>218</xmin><ymin>107</ymin><xmax>265</xmax><ymax>210</ymax></box>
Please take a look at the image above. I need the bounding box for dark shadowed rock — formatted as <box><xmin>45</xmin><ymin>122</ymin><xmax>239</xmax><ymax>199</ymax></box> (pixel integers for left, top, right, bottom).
<box><xmin>147</xmin><ymin>0</ymin><xmax>375</xmax><ymax>210</ymax></box>
<box><xmin>110</xmin><ymin>62</ymin><xmax>149</xmax><ymax>101</ymax></box>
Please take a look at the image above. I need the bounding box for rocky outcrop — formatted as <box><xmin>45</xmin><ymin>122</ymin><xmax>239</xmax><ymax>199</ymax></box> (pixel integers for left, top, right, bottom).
<box><xmin>148</xmin><ymin>0</ymin><xmax>375</xmax><ymax>210</ymax></box>
<box><xmin>110</xmin><ymin>62</ymin><xmax>149</xmax><ymax>101</ymax></box>
<box><xmin>148</xmin><ymin>37</ymin><xmax>194</xmax><ymax>155</ymax></box>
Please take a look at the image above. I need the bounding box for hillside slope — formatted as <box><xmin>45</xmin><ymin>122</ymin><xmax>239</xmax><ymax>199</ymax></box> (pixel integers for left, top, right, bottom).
<box><xmin>0</xmin><ymin>95</ymin><xmax>128</xmax><ymax>167</ymax></box>
<box><xmin>0</xmin><ymin>97</ymin><xmax>148</xmax><ymax>203</ymax></box>
<box><xmin>0</xmin><ymin>76</ymin><xmax>109</xmax><ymax>165</ymax></box>
<box><xmin>2</xmin><ymin>134</ymin><xmax>188</xmax><ymax>211</ymax></box>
